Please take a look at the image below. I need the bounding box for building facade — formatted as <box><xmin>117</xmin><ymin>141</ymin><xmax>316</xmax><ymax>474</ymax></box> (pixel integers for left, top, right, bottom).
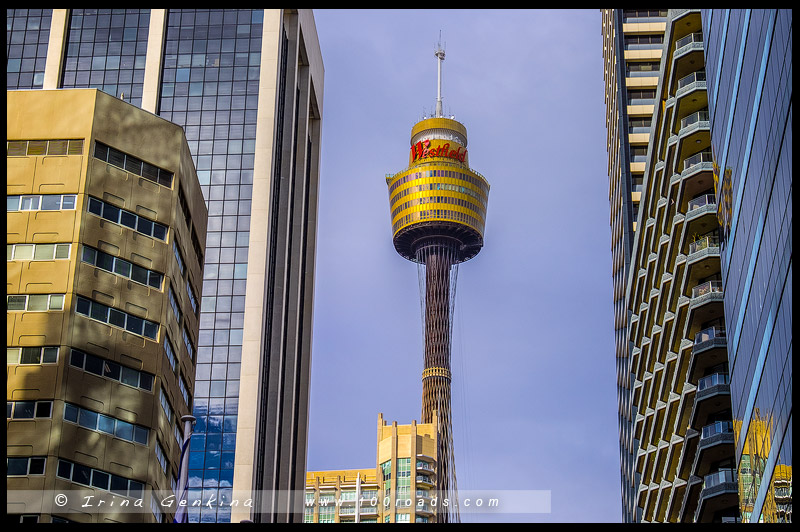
<box><xmin>7</xmin><ymin>88</ymin><xmax>207</xmax><ymax>523</ymax></box>
<box><xmin>601</xmin><ymin>8</ymin><xmax>667</xmax><ymax>522</ymax></box>
<box><xmin>304</xmin><ymin>414</ymin><xmax>439</xmax><ymax>524</ymax></box>
<box><xmin>701</xmin><ymin>8</ymin><xmax>792</xmax><ymax>523</ymax></box>
<box><xmin>606</xmin><ymin>9</ymin><xmax>744</xmax><ymax>522</ymax></box>
<box><xmin>7</xmin><ymin>8</ymin><xmax>324</xmax><ymax>523</ymax></box>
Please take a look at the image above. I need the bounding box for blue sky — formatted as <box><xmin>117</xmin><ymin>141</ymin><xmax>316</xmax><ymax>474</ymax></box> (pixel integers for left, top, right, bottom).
<box><xmin>307</xmin><ymin>10</ymin><xmax>621</xmax><ymax>522</ymax></box>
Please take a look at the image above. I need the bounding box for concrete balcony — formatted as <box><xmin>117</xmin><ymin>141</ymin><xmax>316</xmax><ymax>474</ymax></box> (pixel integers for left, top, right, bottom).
<box><xmin>685</xmin><ymin>235</ymin><xmax>721</xmax><ymax>284</ymax></box>
<box><xmin>689</xmin><ymin>373</ymin><xmax>731</xmax><ymax>430</ymax></box>
<box><xmin>682</xmin><ymin>194</ymin><xmax>717</xmax><ymax>242</ymax></box>
<box><xmin>687</xmin><ymin>280</ymin><xmax>725</xmax><ymax>329</ymax></box>
<box><xmin>691</xmin><ymin>422</ymin><xmax>735</xmax><ymax>477</ymax></box>
<box><xmin>688</xmin><ymin>327</ymin><xmax>728</xmax><ymax>384</ymax></box>
<box><xmin>695</xmin><ymin>469</ymin><xmax>739</xmax><ymax>522</ymax></box>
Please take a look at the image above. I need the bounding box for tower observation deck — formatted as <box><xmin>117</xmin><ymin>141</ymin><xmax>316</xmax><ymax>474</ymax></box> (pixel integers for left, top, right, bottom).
<box><xmin>385</xmin><ymin>40</ymin><xmax>490</xmax><ymax>523</ymax></box>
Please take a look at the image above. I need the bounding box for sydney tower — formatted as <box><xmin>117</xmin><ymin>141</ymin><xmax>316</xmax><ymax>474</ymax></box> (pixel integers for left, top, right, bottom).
<box><xmin>385</xmin><ymin>42</ymin><xmax>490</xmax><ymax>523</ymax></box>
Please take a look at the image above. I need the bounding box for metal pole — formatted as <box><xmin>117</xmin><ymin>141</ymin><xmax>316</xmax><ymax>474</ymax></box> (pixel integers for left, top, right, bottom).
<box><xmin>173</xmin><ymin>415</ymin><xmax>196</xmax><ymax>523</ymax></box>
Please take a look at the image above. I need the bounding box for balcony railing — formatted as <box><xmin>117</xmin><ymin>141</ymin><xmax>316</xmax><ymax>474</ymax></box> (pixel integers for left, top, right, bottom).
<box><xmin>703</xmin><ymin>468</ymin><xmax>737</xmax><ymax>489</ymax></box>
<box><xmin>695</xmin><ymin>326</ymin><xmax>726</xmax><ymax>345</ymax></box>
<box><xmin>677</xmin><ymin>70</ymin><xmax>706</xmax><ymax>90</ymax></box>
<box><xmin>697</xmin><ymin>372</ymin><xmax>729</xmax><ymax>392</ymax></box>
<box><xmin>701</xmin><ymin>420</ymin><xmax>734</xmax><ymax>440</ymax></box>
<box><xmin>682</xmin><ymin>149</ymin><xmax>713</xmax><ymax>172</ymax></box>
<box><xmin>688</xmin><ymin>194</ymin><xmax>716</xmax><ymax>212</ymax></box>
<box><xmin>360</xmin><ymin>506</ymin><xmax>378</xmax><ymax>515</ymax></box>
<box><xmin>692</xmin><ymin>280</ymin><xmax>723</xmax><ymax>298</ymax></box>
<box><xmin>416</xmin><ymin>476</ymin><xmax>433</xmax><ymax>484</ymax></box>
<box><xmin>416</xmin><ymin>461</ymin><xmax>434</xmax><ymax>472</ymax></box>
<box><xmin>680</xmin><ymin>109</ymin><xmax>710</xmax><ymax>130</ymax></box>
<box><xmin>675</xmin><ymin>32</ymin><xmax>703</xmax><ymax>51</ymax></box>
<box><xmin>689</xmin><ymin>235</ymin><xmax>720</xmax><ymax>254</ymax></box>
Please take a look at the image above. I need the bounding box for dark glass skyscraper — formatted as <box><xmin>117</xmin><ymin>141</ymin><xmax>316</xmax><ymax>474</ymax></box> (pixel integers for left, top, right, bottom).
<box><xmin>702</xmin><ymin>8</ymin><xmax>792</xmax><ymax>523</ymax></box>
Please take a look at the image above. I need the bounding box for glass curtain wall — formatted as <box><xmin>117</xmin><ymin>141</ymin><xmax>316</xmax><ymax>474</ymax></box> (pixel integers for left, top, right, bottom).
<box><xmin>157</xmin><ymin>8</ymin><xmax>263</xmax><ymax>523</ymax></box>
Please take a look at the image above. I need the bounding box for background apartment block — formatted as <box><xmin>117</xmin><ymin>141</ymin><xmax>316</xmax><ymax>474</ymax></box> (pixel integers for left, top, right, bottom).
<box><xmin>7</xmin><ymin>88</ymin><xmax>207</xmax><ymax>523</ymax></box>
<box><xmin>702</xmin><ymin>8</ymin><xmax>792</xmax><ymax>523</ymax></box>
<box><xmin>8</xmin><ymin>9</ymin><xmax>325</xmax><ymax>523</ymax></box>
<box><xmin>305</xmin><ymin>414</ymin><xmax>439</xmax><ymax>524</ymax></box>
<box><xmin>601</xmin><ymin>8</ymin><xmax>667</xmax><ymax>522</ymax></box>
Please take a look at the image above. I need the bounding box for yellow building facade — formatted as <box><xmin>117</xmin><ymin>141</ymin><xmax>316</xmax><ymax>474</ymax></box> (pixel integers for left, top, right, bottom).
<box><xmin>305</xmin><ymin>414</ymin><xmax>439</xmax><ymax>523</ymax></box>
<box><xmin>7</xmin><ymin>89</ymin><xmax>207</xmax><ymax>523</ymax></box>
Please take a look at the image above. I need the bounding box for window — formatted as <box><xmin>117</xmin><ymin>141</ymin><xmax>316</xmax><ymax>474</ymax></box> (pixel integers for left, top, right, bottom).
<box><xmin>7</xmin><ymin>400</ymin><xmax>53</xmax><ymax>419</ymax></box>
<box><xmin>68</xmin><ymin>348</ymin><xmax>153</xmax><ymax>392</ymax></box>
<box><xmin>63</xmin><ymin>402</ymin><xmax>149</xmax><ymax>445</ymax></box>
<box><xmin>168</xmin><ymin>284</ymin><xmax>182</xmax><ymax>325</ymax></box>
<box><xmin>7</xmin><ymin>457</ymin><xmax>46</xmax><ymax>476</ymax></box>
<box><xmin>7</xmin><ymin>346</ymin><xmax>59</xmax><ymax>365</ymax></box>
<box><xmin>81</xmin><ymin>245</ymin><xmax>163</xmax><ymax>289</ymax></box>
<box><xmin>7</xmin><ymin>294</ymin><xmax>65</xmax><ymax>311</ymax></box>
<box><xmin>182</xmin><ymin>325</ymin><xmax>195</xmax><ymax>361</ymax></box>
<box><xmin>159</xmin><ymin>388</ymin><xmax>174</xmax><ymax>424</ymax></box>
<box><xmin>155</xmin><ymin>440</ymin><xmax>168</xmax><ymax>474</ymax></box>
<box><xmin>86</xmin><ymin>196</ymin><xmax>168</xmax><ymax>241</ymax></box>
<box><xmin>179</xmin><ymin>375</ymin><xmax>191</xmax><ymax>408</ymax></box>
<box><xmin>7</xmin><ymin>194</ymin><xmax>76</xmax><ymax>212</ymax></box>
<box><xmin>93</xmin><ymin>141</ymin><xmax>173</xmax><ymax>188</ymax></box>
<box><xmin>163</xmin><ymin>335</ymin><xmax>177</xmax><ymax>373</ymax></box>
<box><xmin>75</xmin><ymin>295</ymin><xmax>159</xmax><ymax>340</ymax></box>
<box><xmin>7</xmin><ymin>139</ymin><xmax>84</xmax><ymax>156</ymax></box>
<box><xmin>7</xmin><ymin>243</ymin><xmax>71</xmax><ymax>261</ymax></box>
<box><xmin>56</xmin><ymin>459</ymin><xmax>143</xmax><ymax>498</ymax></box>
<box><xmin>186</xmin><ymin>279</ymin><xmax>198</xmax><ymax>315</ymax></box>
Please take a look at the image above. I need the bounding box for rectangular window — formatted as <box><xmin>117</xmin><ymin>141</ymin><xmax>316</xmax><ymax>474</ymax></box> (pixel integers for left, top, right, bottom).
<box><xmin>7</xmin><ymin>346</ymin><xmax>59</xmax><ymax>365</ymax></box>
<box><xmin>7</xmin><ymin>456</ymin><xmax>47</xmax><ymax>476</ymax></box>
<box><xmin>7</xmin><ymin>194</ymin><xmax>77</xmax><ymax>212</ymax></box>
<box><xmin>56</xmin><ymin>459</ymin><xmax>142</xmax><ymax>498</ymax></box>
<box><xmin>94</xmin><ymin>141</ymin><xmax>173</xmax><ymax>188</ymax></box>
<box><xmin>6</xmin><ymin>294</ymin><xmax>65</xmax><ymax>312</ymax></box>
<box><xmin>63</xmin><ymin>402</ymin><xmax>149</xmax><ymax>446</ymax></box>
<box><xmin>155</xmin><ymin>440</ymin><xmax>168</xmax><ymax>474</ymax></box>
<box><xmin>75</xmin><ymin>295</ymin><xmax>159</xmax><ymax>340</ymax></box>
<box><xmin>168</xmin><ymin>284</ymin><xmax>182</xmax><ymax>325</ymax></box>
<box><xmin>7</xmin><ymin>400</ymin><xmax>53</xmax><ymax>419</ymax></box>
<box><xmin>159</xmin><ymin>388</ymin><xmax>174</xmax><ymax>424</ymax></box>
<box><xmin>7</xmin><ymin>243</ymin><xmax>71</xmax><ymax>261</ymax></box>
<box><xmin>163</xmin><ymin>335</ymin><xmax>177</xmax><ymax>373</ymax></box>
<box><xmin>7</xmin><ymin>139</ymin><xmax>84</xmax><ymax>157</ymax></box>
<box><xmin>182</xmin><ymin>325</ymin><xmax>194</xmax><ymax>361</ymax></box>
<box><xmin>81</xmin><ymin>244</ymin><xmax>163</xmax><ymax>289</ymax></box>
<box><xmin>86</xmin><ymin>196</ymin><xmax>168</xmax><ymax>241</ymax></box>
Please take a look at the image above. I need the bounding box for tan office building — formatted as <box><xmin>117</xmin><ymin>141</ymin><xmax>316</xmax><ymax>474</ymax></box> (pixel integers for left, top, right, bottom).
<box><xmin>7</xmin><ymin>88</ymin><xmax>207</xmax><ymax>523</ymax></box>
<box><xmin>304</xmin><ymin>414</ymin><xmax>439</xmax><ymax>524</ymax></box>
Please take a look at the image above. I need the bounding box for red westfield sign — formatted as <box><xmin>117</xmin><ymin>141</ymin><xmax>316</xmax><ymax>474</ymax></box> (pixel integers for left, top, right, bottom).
<box><xmin>410</xmin><ymin>139</ymin><xmax>467</xmax><ymax>163</ymax></box>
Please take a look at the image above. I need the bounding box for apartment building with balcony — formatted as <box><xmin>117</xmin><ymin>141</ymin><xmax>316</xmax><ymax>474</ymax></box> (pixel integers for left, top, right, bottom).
<box><xmin>701</xmin><ymin>8</ymin><xmax>792</xmax><ymax>523</ymax></box>
<box><xmin>601</xmin><ymin>8</ymin><xmax>668</xmax><ymax>522</ymax></box>
<box><xmin>7</xmin><ymin>88</ymin><xmax>207</xmax><ymax>523</ymax></box>
<box><xmin>621</xmin><ymin>9</ymin><xmax>739</xmax><ymax>522</ymax></box>
<box><xmin>304</xmin><ymin>414</ymin><xmax>439</xmax><ymax>524</ymax></box>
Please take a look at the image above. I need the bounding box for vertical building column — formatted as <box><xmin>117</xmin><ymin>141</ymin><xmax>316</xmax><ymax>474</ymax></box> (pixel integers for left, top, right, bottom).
<box><xmin>231</xmin><ymin>8</ymin><xmax>284</xmax><ymax>525</ymax></box>
<box><xmin>141</xmin><ymin>9</ymin><xmax>167</xmax><ymax>114</ymax></box>
<box><xmin>42</xmin><ymin>9</ymin><xmax>69</xmax><ymax>90</ymax></box>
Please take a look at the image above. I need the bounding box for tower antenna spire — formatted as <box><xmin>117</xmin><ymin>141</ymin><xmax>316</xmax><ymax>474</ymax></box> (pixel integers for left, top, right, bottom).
<box><xmin>435</xmin><ymin>31</ymin><xmax>446</xmax><ymax>118</ymax></box>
